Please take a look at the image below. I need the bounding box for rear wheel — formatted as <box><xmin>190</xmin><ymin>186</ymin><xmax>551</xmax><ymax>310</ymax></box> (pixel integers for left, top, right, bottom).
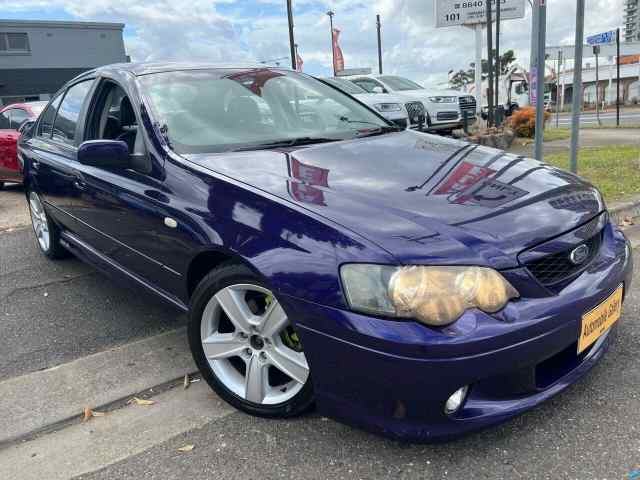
<box><xmin>188</xmin><ymin>263</ymin><xmax>314</xmax><ymax>417</ymax></box>
<box><xmin>28</xmin><ymin>191</ymin><xmax>68</xmax><ymax>259</ymax></box>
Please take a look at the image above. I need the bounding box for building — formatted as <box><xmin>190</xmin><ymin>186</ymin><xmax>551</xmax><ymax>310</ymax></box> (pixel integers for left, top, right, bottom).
<box><xmin>0</xmin><ymin>20</ymin><xmax>128</xmax><ymax>106</ymax></box>
<box><xmin>626</xmin><ymin>0</ymin><xmax>640</xmax><ymax>42</ymax></box>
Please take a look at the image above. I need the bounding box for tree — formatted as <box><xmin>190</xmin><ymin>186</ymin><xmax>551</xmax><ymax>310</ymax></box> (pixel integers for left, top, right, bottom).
<box><xmin>450</xmin><ymin>50</ymin><xmax>518</xmax><ymax>89</ymax></box>
<box><xmin>450</xmin><ymin>69</ymin><xmax>475</xmax><ymax>89</ymax></box>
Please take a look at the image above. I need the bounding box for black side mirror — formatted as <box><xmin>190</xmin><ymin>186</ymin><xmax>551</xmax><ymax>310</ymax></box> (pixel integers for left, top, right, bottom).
<box><xmin>77</xmin><ymin>140</ymin><xmax>130</xmax><ymax>169</ymax></box>
<box><xmin>18</xmin><ymin>120</ymin><xmax>35</xmax><ymax>135</ymax></box>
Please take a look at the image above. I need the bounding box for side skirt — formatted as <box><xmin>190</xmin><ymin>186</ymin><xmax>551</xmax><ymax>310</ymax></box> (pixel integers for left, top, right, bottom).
<box><xmin>60</xmin><ymin>230</ymin><xmax>188</xmax><ymax>313</ymax></box>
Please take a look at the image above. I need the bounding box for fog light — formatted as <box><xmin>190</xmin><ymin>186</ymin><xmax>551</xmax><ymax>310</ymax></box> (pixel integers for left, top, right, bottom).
<box><xmin>444</xmin><ymin>386</ymin><xmax>469</xmax><ymax>415</ymax></box>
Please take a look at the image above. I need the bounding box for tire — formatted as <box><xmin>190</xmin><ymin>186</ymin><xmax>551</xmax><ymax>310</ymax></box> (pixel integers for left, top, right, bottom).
<box><xmin>188</xmin><ymin>262</ymin><xmax>315</xmax><ymax>418</ymax></box>
<box><xmin>27</xmin><ymin>190</ymin><xmax>69</xmax><ymax>259</ymax></box>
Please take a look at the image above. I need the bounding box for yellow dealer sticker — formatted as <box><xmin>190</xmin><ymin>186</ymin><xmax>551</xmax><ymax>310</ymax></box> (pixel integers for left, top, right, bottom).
<box><xmin>578</xmin><ymin>284</ymin><xmax>623</xmax><ymax>354</ymax></box>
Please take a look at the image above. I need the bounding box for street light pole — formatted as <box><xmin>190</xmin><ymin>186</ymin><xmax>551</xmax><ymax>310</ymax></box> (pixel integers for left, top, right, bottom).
<box><xmin>569</xmin><ymin>0</ymin><xmax>585</xmax><ymax>174</ymax></box>
<box><xmin>485</xmin><ymin>0</ymin><xmax>494</xmax><ymax>127</ymax></box>
<box><xmin>376</xmin><ymin>14</ymin><xmax>383</xmax><ymax>74</ymax></box>
<box><xmin>286</xmin><ymin>0</ymin><xmax>296</xmax><ymax>70</ymax></box>
<box><xmin>533</xmin><ymin>0</ymin><xmax>546</xmax><ymax>161</ymax></box>
<box><xmin>495</xmin><ymin>0</ymin><xmax>501</xmax><ymax>124</ymax></box>
<box><xmin>327</xmin><ymin>11</ymin><xmax>336</xmax><ymax>76</ymax></box>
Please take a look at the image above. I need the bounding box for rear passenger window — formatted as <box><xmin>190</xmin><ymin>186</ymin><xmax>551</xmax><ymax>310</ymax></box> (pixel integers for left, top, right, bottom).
<box><xmin>37</xmin><ymin>95</ymin><xmax>63</xmax><ymax>138</ymax></box>
<box><xmin>9</xmin><ymin>109</ymin><xmax>29</xmax><ymax>129</ymax></box>
<box><xmin>52</xmin><ymin>80</ymin><xmax>93</xmax><ymax>145</ymax></box>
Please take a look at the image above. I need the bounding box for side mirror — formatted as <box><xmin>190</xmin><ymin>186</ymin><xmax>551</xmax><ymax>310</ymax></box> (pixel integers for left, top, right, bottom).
<box><xmin>18</xmin><ymin>120</ymin><xmax>35</xmax><ymax>135</ymax></box>
<box><xmin>77</xmin><ymin>140</ymin><xmax>130</xmax><ymax>169</ymax></box>
<box><xmin>372</xmin><ymin>86</ymin><xmax>385</xmax><ymax>94</ymax></box>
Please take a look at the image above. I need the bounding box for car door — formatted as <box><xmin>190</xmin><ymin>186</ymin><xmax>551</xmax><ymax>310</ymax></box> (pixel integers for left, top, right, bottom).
<box><xmin>24</xmin><ymin>79</ymin><xmax>95</xmax><ymax>230</ymax></box>
<box><xmin>69</xmin><ymin>77</ymin><xmax>180</xmax><ymax>297</ymax></box>
<box><xmin>0</xmin><ymin>109</ymin><xmax>21</xmax><ymax>182</ymax></box>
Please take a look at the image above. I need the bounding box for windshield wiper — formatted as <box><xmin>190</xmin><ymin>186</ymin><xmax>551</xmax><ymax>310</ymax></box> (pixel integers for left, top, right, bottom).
<box><xmin>338</xmin><ymin>116</ymin><xmax>403</xmax><ymax>136</ymax></box>
<box><xmin>232</xmin><ymin>137</ymin><xmax>338</xmax><ymax>152</ymax></box>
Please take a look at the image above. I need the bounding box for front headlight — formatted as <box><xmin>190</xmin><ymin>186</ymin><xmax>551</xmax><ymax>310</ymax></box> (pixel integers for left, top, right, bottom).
<box><xmin>340</xmin><ymin>264</ymin><xmax>519</xmax><ymax>326</ymax></box>
<box><xmin>373</xmin><ymin>103</ymin><xmax>402</xmax><ymax>112</ymax></box>
<box><xmin>428</xmin><ymin>96</ymin><xmax>457</xmax><ymax>103</ymax></box>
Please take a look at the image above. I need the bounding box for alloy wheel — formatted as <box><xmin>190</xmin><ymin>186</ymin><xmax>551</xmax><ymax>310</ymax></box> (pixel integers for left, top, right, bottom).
<box><xmin>200</xmin><ymin>283</ymin><xmax>309</xmax><ymax>405</ymax></box>
<box><xmin>29</xmin><ymin>192</ymin><xmax>50</xmax><ymax>252</ymax></box>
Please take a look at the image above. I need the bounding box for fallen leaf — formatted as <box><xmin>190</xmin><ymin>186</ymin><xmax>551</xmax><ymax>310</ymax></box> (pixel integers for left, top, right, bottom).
<box><xmin>184</xmin><ymin>374</ymin><xmax>190</xmax><ymax>390</ymax></box>
<box><xmin>177</xmin><ymin>444</ymin><xmax>195</xmax><ymax>452</ymax></box>
<box><xmin>43</xmin><ymin>292</ymin><xmax>49</xmax><ymax>297</ymax></box>
<box><xmin>127</xmin><ymin>397</ymin><xmax>155</xmax><ymax>406</ymax></box>
<box><xmin>82</xmin><ymin>407</ymin><xmax>106</xmax><ymax>422</ymax></box>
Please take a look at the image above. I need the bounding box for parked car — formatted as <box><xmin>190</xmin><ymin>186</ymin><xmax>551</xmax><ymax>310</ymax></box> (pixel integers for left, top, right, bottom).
<box><xmin>0</xmin><ymin>101</ymin><xmax>47</xmax><ymax>188</ymax></box>
<box><xmin>321</xmin><ymin>77</ymin><xmax>415</xmax><ymax>129</ymax></box>
<box><xmin>20</xmin><ymin>63</ymin><xmax>632</xmax><ymax>442</ymax></box>
<box><xmin>345</xmin><ymin>74</ymin><xmax>476</xmax><ymax>133</ymax></box>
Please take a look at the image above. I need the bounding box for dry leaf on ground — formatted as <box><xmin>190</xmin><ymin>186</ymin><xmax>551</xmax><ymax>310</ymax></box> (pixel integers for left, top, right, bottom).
<box><xmin>184</xmin><ymin>374</ymin><xmax>190</xmax><ymax>390</ymax></box>
<box><xmin>82</xmin><ymin>406</ymin><xmax>106</xmax><ymax>422</ymax></box>
<box><xmin>127</xmin><ymin>396</ymin><xmax>155</xmax><ymax>406</ymax></box>
<box><xmin>177</xmin><ymin>444</ymin><xmax>195</xmax><ymax>452</ymax></box>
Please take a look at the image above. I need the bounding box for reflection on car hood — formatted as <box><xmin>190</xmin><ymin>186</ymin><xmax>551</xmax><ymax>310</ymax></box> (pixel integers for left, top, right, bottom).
<box><xmin>185</xmin><ymin>130</ymin><xmax>604</xmax><ymax>269</ymax></box>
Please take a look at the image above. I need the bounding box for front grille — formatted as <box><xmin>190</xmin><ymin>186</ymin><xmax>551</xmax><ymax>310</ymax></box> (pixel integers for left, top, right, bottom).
<box><xmin>525</xmin><ymin>232</ymin><xmax>602</xmax><ymax>286</ymax></box>
<box><xmin>436</xmin><ymin>111</ymin><xmax>459</xmax><ymax>121</ymax></box>
<box><xmin>459</xmin><ymin>96</ymin><xmax>476</xmax><ymax>113</ymax></box>
<box><xmin>405</xmin><ymin>101</ymin><xmax>425</xmax><ymax>125</ymax></box>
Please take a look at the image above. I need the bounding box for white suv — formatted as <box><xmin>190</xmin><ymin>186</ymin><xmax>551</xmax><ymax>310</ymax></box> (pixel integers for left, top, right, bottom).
<box><xmin>345</xmin><ymin>75</ymin><xmax>476</xmax><ymax>132</ymax></box>
<box><xmin>321</xmin><ymin>77</ymin><xmax>414</xmax><ymax>129</ymax></box>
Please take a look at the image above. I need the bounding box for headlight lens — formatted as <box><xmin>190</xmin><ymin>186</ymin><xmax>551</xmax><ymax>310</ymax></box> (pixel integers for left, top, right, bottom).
<box><xmin>340</xmin><ymin>265</ymin><xmax>519</xmax><ymax>326</ymax></box>
<box><xmin>373</xmin><ymin>103</ymin><xmax>402</xmax><ymax>112</ymax></box>
<box><xmin>428</xmin><ymin>96</ymin><xmax>457</xmax><ymax>103</ymax></box>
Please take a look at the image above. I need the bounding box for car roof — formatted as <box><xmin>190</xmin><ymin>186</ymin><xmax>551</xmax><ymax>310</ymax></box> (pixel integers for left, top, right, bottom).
<box><xmin>78</xmin><ymin>62</ymin><xmax>283</xmax><ymax>78</ymax></box>
<box><xmin>0</xmin><ymin>101</ymin><xmax>48</xmax><ymax>114</ymax></box>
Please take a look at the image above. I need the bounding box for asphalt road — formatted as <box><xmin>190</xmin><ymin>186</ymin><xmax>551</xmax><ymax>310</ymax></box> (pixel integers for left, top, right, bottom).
<box><xmin>1</xmin><ymin>190</ymin><xmax>639</xmax><ymax>479</ymax></box>
<box><xmin>551</xmin><ymin>110</ymin><xmax>640</xmax><ymax>127</ymax></box>
<box><xmin>0</xmin><ymin>226</ymin><xmax>186</xmax><ymax>382</ymax></box>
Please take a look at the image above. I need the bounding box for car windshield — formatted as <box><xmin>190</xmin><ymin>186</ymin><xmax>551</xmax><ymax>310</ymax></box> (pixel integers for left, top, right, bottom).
<box><xmin>378</xmin><ymin>76</ymin><xmax>424</xmax><ymax>91</ymax></box>
<box><xmin>322</xmin><ymin>78</ymin><xmax>367</xmax><ymax>95</ymax></box>
<box><xmin>138</xmin><ymin>68</ymin><xmax>390</xmax><ymax>154</ymax></box>
<box><xmin>27</xmin><ymin>102</ymin><xmax>47</xmax><ymax>117</ymax></box>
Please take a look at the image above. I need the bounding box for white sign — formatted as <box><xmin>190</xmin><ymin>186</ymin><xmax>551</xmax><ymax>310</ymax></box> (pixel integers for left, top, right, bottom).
<box><xmin>586</xmin><ymin>31</ymin><xmax>616</xmax><ymax>46</ymax></box>
<box><xmin>336</xmin><ymin>68</ymin><xmax>372</xmax><ymax>77</ymax></box>
<box><xmin>435</xmin><ymin>0</ymin><xmax>526</xmax><ymax>28</ymax></box>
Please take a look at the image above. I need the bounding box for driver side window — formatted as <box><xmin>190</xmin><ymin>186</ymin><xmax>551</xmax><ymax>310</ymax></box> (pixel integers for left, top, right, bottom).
<box><xmin>87</xmin><ymin>81</ymin><xmax>151</xmax><ymax>174</ymax></box>
<box><xmin>352</xmin><ymin>79</ymin><xmax>385</xmax><ymax>94</ymax></box>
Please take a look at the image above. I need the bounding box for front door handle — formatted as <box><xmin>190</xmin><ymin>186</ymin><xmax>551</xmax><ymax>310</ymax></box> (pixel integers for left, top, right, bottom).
<box><xmin>31</xmin><ymin>159</ymin><xmax>40</xmax><ymax>169</ymax></box>
<box><xmin>73</xmin><ymin>178</ymin><xmax>87</xmax><ymax>191</ymax></box>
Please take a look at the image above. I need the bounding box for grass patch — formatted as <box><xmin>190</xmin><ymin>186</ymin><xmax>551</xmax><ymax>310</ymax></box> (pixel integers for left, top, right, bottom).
<box><xmin>545</xmin><ymin>145</ymin><xmax>640</xmax><ymax>202</ymax></box>
<box><xmin>543</xmin><ymin>128</ymin><xmax>571</xmax><ymax>142</ymax></box>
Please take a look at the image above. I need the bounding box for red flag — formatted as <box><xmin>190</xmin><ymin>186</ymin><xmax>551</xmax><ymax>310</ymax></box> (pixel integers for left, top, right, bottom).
<box><xmin>295</xmin><ymin>48</ymin><xmax>303</xmax><ymax>72</ymax></box>
<box><xmin>332</xmin><ymin>28</ymin><xmax>344</xmax><ymax>73</ymax></box>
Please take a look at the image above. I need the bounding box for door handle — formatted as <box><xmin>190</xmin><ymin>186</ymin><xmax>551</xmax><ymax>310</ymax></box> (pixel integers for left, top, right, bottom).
<box><xmin>31</xmin><ymin>159</ymin><xmax>40</xmax><ymax>169</ymax></box>
<box><xmin>73</xmin><ymin>178</ymin><xmax>87</xmax><ymax>191</ymax></box>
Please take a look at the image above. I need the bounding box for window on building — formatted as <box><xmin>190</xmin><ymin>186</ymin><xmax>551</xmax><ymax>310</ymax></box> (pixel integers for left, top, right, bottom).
<box><xmin>52</xmin><ymin>80</ymin><xmax>94</xmax><ymax>145</ymax></box>
<box><xmin>0</xmin><ymin>33</ymin><xmax>30</xmax><ymax>53</ymax></box>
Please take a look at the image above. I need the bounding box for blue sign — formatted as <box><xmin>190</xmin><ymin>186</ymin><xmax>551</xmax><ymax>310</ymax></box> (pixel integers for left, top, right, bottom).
<box><xmin>586</xmin><ymin>31</ymin><xmax>616</xmax><ymax>46</ymax></box>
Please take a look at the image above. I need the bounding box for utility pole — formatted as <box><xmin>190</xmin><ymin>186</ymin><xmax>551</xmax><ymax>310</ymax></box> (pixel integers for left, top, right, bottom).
<box><xmin>327</xmin><ymin>10</ymin><xmax>336</xmax><ymax>76</ymax></box>
<box><xmin>616</xmin><ymin>27</ymin><xmax>621</xmax><ymax>126</ymax></box>
<box><xmin>495</xmin><ymin>0</ymin><xmax>501</xmax><ymax>125</ymax></box>
<box><xmin>376</xmin><ymin>14</ymin><xmax>383</xmax><ymax>74</ymax></box>
<box><xmin>485</xmin><ymin>0</ymin><xmax>494</xmax><ymax>127</ymax></box>
<box><xmin>286</xmin><ymin>0</ymin><xmax>296</xmax><ymax>70</ymax></box>
<box><xmin>570</xmin><ymin>0</ymin><xmax>585</xmax><ymax>174</ymax></box>
<box><xmin>533</xmin><ymin>0</ymin><xmax>546</xmax><ymax>161</ymax></box>
<box><xmin>594</xmin><ymin>45</ymin><xmax>601</xmax><ymax>125</ymax></box>
<box><xmin>474</xmin><ymin>24</ymin><xmax>483</xmax><ymax>117</ymax></box>
<box><xmin>556</xmin><ymin>50</ymin><xmax>562</xmax><ymax>128</ymax></box>
<box><xmin>529</xmin><ymin>2</ymin><xmax>539</xmax><ymax>106</ymax></box>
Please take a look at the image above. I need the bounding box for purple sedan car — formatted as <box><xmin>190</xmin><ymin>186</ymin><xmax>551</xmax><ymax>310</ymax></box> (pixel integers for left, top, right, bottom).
<box><xmin>19</xmin><ymin>63</ymin><xmax>632</xmax><ymax>441</ymax></box>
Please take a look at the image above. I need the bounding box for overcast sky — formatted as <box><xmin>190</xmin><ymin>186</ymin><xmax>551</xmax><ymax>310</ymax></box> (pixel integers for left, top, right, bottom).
<box><xmin>1</xmin><ymin>0</ymin><xmax>624</xmax><ymax>87</ymax></box>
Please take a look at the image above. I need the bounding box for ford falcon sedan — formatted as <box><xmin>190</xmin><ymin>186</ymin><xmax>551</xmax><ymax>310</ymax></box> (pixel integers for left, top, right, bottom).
<box><xmin>19</xmin><ymin>63</ymin><xmax>632</xmax><ymax>441</ymax></box>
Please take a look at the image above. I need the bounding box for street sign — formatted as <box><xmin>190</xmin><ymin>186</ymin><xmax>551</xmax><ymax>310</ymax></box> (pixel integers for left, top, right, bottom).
<box><xmin>586</xmin><ymin>30</ymin><xmax>616</xmax><ymax>46</ymax></box>
<box><xmin>435</xmin><ymin>0</ymin><xmax>525</xmax><ymax>27</ymax></box>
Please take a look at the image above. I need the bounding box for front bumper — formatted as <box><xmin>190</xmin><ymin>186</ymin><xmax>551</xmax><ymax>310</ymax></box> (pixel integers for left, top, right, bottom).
<box><xmin>283</xmin><ymin>222</ymin><xmax>632</xmax><ymax>442</ymax></box>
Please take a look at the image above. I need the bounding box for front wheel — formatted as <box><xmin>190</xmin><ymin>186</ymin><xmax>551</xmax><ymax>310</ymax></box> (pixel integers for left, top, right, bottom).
<box><xmin>188</xmin><ymin>262</ymin><xmax>314</xmax><ymax>417</ymax></box>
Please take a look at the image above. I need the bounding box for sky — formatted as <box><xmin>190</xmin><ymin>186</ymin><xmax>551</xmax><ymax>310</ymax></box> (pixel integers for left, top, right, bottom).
<box><xmin>0</xmin><ymin>0</ymin><xmax>626</xmax><ymax>87</ymax></box>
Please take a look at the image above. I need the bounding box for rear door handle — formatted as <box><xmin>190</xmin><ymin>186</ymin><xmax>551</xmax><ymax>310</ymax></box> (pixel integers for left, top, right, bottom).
<box><xmin>31</xmin><ymin>159</ymin><xmax>40</xmax><ymax>169</ymax></box>
<box><xmin>73</xmin><ymin>178</ymin><xmax>87</xmax><ymax>191</ymax></box>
